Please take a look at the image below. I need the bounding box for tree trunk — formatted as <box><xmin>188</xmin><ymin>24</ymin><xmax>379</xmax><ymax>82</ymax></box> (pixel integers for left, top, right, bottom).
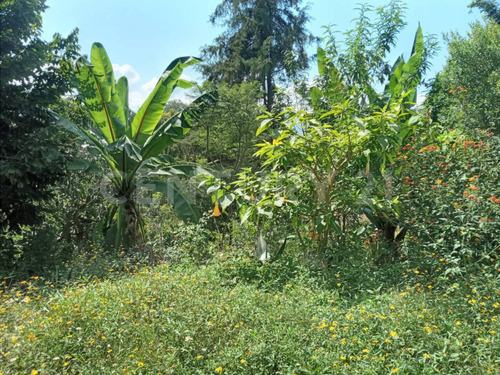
<box><xmin>266</xmin><ymin>73</ymin><xmax>274</xmax><ymax>112</ymax></box>
<box><xmin>206</xmin><ymin>123</ymin><xmax>210</xmax><ymax>160</ymax></box>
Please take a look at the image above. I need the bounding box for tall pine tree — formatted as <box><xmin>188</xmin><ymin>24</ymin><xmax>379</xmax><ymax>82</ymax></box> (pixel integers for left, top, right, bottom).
<box><xmin>200</xmin><ymin>0</ymin><xmax>316</xmax><ymax>110</ymax></box>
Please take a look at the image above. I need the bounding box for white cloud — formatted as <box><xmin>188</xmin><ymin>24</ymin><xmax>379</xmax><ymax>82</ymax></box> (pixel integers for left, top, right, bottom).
<box><xmin>112</xmin><ymin>63</ymin><xmax>140</xmax><ymax>84</ymax></box>
<box><xmin>127</xmin><ymin>73</ymin><xmax>196</xmax><ymax>111</ymax></box>
<box><xmin>141</xmin><ymin>77</ymin><xmax>158</xmax><ymax>93</ymax></box>
<box><xmin>129</xmin><ymin>91</ymin><xmax>147</xmax><ymax>111</ymax></box>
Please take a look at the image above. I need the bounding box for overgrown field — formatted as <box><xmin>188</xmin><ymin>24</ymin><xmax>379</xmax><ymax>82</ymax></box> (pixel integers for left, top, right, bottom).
<box><xmin>1</xmin><ymin>256</ymin><xmax>498</xmax><ymax>375</ymax></box>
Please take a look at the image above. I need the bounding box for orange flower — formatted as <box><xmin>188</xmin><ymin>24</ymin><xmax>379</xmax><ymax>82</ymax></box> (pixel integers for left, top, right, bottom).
<box><xmin>308</xmin><ymin>231</ymin><xmax>320</xmax><ymax>239</ymax></box>
<box><xmin>213</xmin><ymin>202</ymin><xmax>222</xmax><ymax>217</ymax></box>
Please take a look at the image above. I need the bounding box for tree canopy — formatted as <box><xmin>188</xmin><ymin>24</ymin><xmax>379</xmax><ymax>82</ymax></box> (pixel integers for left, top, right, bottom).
<box><xmin>469</xmin><ymin>0</ymin><xmax>500</xmax><ymax>23</ymax></box>
<box><xmin>427</xmin><ymin>20</ymin><xmax>500</xmax><ymax>132</ymax></box>
<box><xmin>200</xmin><ymin>0</ymin><xmax>316</xmax><ymax>110</ymax></box>
<box><xmin>0</xmin><ymin>0</ymin><xmax>79</xmax><ymax>230</ymax></box>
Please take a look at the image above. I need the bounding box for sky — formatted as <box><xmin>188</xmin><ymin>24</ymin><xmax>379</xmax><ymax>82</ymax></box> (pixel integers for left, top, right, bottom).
<box><xmin>41</xmin><ymin>0</ymin><xmax>484</xmax><ymax>109</ymax></box>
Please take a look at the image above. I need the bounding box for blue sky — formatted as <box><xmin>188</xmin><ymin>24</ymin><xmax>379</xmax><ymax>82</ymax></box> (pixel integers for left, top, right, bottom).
<box><xmin>41</xmin><ymin>0</ymin><xmax>483</xmax><ymax>109</ymax></box>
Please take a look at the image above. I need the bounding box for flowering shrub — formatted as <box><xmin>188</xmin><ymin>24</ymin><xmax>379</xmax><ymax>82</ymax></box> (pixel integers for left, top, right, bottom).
<box><xmin>393</xmin><ymin>126</ymin><xmax>500</xmax><ymax>273</ymax></box>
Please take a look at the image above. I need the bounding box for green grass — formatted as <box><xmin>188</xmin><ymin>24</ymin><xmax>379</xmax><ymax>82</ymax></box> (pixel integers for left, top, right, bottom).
<box><xmin>1</xmin><ymin>256</ymin><xmax>499</xmax><ymax>375</ymax></box>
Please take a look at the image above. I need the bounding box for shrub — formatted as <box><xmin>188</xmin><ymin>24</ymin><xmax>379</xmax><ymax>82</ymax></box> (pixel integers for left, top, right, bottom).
<box><xmin>395</xmin><ymin>126</ymin><xmax>500</xmax><ymax>274</ymax></box>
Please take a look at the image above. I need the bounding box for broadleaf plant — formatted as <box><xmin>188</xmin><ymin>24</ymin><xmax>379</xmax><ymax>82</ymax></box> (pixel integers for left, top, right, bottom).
<box><xmin>311</xmin><ymin>2</ymin><xmax>437</xmax><ymax>255</ymax></box>
<box><xmin>57</xmin><ymin>43</ymin><xmax>216</xmax><ymax>248</ymax></box>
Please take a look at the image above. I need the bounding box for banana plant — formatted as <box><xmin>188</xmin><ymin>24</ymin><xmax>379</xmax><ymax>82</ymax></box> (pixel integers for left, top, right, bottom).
<box><xmin>361</xmin><ymin>25</ymin><xmax>426</xmax><ymax>251</ymax></box>
<box><xmin>383</xmin><ymin>24</ymin><xmax>425</xmax><ymax>107</ymax></box>
<box><xmin>56</xmin><ymin>43</ymin><xmax>216</xmax><ymax>248</ymax></box>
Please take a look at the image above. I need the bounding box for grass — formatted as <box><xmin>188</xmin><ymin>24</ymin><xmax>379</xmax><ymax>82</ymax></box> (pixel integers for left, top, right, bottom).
<box><xmin>1</xmin><ymin>253</ymin><xmax>499</xmax><ymax>375</ymax></box>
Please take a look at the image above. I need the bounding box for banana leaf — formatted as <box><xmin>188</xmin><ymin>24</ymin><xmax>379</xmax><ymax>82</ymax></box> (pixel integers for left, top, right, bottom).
<box><xmin>130</xmin><ymin>56</ymin><xmax>200</xmax><ymax>145</ymax></box>
<box><xmin>144</xmin><ymin>180</ymin><xmax>201</xmax><ymax>223</ymax></box>
<box><xmin>140</xmin><ymin>90</ymin><xmax>218</xmax><ymax>159</ymax></box>
<box><xmin>74</xmin><ymin>43</ymin><xmax>127</xmax><ymax>143</ymax></box>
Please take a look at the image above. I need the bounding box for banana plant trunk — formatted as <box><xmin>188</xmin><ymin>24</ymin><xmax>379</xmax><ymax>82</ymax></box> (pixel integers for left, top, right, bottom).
<box><xmin>124</xmin><ymin>199</ymin><xmax>142</xmax><ymax>244</ymax></box>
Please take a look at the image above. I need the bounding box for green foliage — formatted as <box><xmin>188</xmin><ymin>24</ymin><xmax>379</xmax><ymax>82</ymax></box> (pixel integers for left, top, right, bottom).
<box><xmin>395</xmin><ymin>127</ymin><xmax>500</xmax><ymax>274</ymax></box>
<box><xmin>201</xmin><ymin>0</ymin><xmax>316</xmax><ymax>110</ymax></box>
<box><xmin>170</xmin><ymin>82</ymin><xmax>263</xmax><ymax>175</ymax></box>
<box><xmin>316</xmin><ymin>1</ymin><xmax>436</xmax><ymax>112</ymax></box>
<box><xmin>428</xmin><ymin>21</ymin><xmax>500</xmax><ymax>132</ymax></box>
<box><xmin>320</xmin><ymin>1</ymin><xmax>406</xmax><ymax>94</ymax></box>
<box><xmin>0</xmin><ymin>0</ymin><xmax>79</xmax><ymax>230</ymax></box>
<box><xmin>2</xmin><ymin>1</ymin><xmax>500</xmax><ymax>372</ymax></box>
<box><xmin>205</xmin><ymin>2</ymin><xmax>433</xmax><ymax>259</ymax></box>
<box><xmin>1</xmin><ymin>257</ymin><xmax>499</xmax><ymax>374</ymax></box>
<box><xmin>470</xmin><ymin>0</ymin><xmax>500</xmax><ymax>23</ymax></box>
<box><xmin>204</xmin><ymin>97</ymin><xmax>420</xmax><ymax>260</ymax></box>
<box><xmin>141</xmin><ymin>194</ymin><xmax>218</xmax><ymax>264</ymax></box>
<box><xmin>60</xmin><ymin>43</ymin><xmax>216</xmax><ymax>248</ymax></box>
<box><xmin>250</xmin><ymin>103</ymin><xmax>369</xmax><ymax>253</ymax></box>
<box><xmin>0</xmin><ymin>171</ymin><xmax>107</xmax><ymax>277</ymax></box>
<box><xmin>310</xmin><ymin>2</ymin><xmax>438</xmax><ymax>254</ymax></box>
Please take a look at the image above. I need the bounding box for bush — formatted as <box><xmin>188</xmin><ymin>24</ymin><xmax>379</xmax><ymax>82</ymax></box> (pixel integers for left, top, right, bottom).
<box><xmin>395</xmin><ymin>126</ymin><xmax>500</xmax><ymax>274</ymax></box>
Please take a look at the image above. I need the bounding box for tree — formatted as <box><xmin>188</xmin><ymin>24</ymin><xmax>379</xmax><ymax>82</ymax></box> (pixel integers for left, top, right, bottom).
<box><xmin>205</xmin><ymin>1</ymin><xmax>432</xmax><ymax>259</ymax></box>
<box><xmin>170</xmin><ymin>82</ymin><xmax>263</xmax><ymax>175</ymax></box>
<box><xmin>307</xmin><ymin>1</ymin><xmax>437</xmax><ymax>256</ymax></box>
<box><xmin>0</xmin><ymin>0</ymin><xmax>79</xmax><ymax>231</ymax></box>
<box><xmin>200</xmin><ymin>0</ymin><xmax>316</xmax><ymax>110</ymax></box>
<box><xmin>59</xmin><ymin>43</ymin><xmax>216</xmax><ymax>248</ymax></box>
<box><xmin>427</xmin><ymin>20</ymin><xmax>500</xmax><ymax>132</ymax></box>
<box><xmin>314</xmin><ymin>1</ymin><xmax>436</xmax><ymax>112</ymax></box>
<box><xmin>469</xmin><ymin>0</ymin><xmax>500</xmax><ymax>23</ymax></box>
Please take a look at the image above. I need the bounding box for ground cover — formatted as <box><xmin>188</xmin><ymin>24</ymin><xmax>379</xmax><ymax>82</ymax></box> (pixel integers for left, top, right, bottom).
<box><xmin>1</xmin><ymin>256</ymin><xmax>498</xmax><ymax>374</ymax></box>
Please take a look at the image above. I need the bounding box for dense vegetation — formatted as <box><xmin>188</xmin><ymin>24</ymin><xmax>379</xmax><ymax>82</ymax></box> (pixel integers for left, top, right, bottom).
<box><xmin>1</xmin><ymin>0</ymin><xmax>499</xmax><ymax>374</ymax></box>
<box><xmin>1</xmin><ymin>258</ymin><xmax>498</xmax><ymax>374</ymax></box>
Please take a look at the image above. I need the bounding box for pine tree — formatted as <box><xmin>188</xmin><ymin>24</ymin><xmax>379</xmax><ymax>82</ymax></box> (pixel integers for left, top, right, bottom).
<box><xmin>200</xmin><ymin>0</ymin><xmax>316</xmax><ymax>110</ymax></box>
